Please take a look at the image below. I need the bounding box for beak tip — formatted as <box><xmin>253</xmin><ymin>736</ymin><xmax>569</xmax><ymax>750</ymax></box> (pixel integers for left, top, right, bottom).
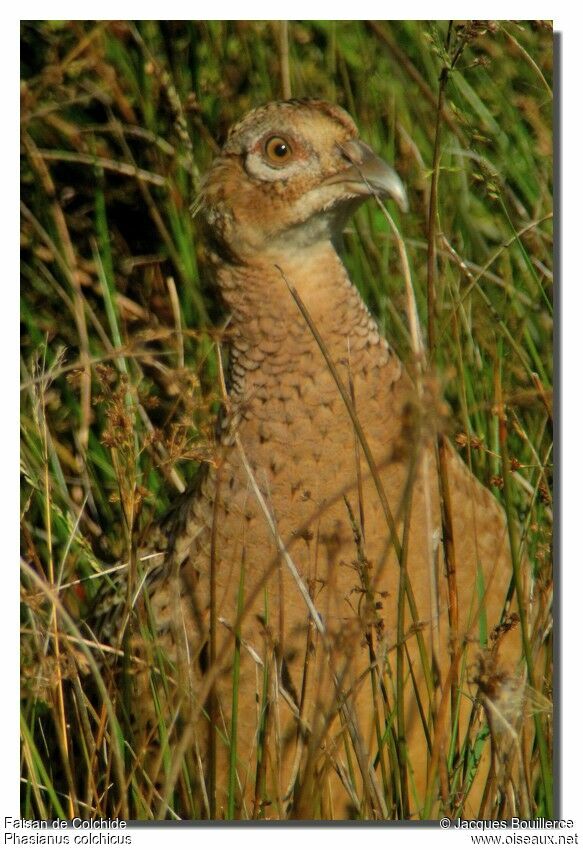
<box><xmin>353</xmin><ymin>143</ymin><xmax>409</xmax><ymax>213</ymax></box>
<box><xmin>394</xmin><ymin>190</ymin><xmax>409</xmax><ymax>215</ymax></box>
<box><xmin>375</xmin><ymin>176</ymin><xmax>409</xmax><ymax>214</ymax></box>
<box><xmin>328</xmin><ymin>139</ymin><xmax>409</xmax><ymax>212</ymax></box>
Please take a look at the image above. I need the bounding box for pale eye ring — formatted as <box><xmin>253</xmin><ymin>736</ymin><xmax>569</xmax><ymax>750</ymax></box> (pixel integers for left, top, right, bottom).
<box><xmin>264</xmin><ymin>136</ymin><xmax>293</xmax><ymax>165</ymax></box>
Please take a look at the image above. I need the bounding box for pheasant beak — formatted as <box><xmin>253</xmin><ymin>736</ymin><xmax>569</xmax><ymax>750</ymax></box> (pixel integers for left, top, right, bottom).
<box><xmin>327</xmin><ymin>139</ymin><xmax>409</xmax><ymax>213</ymax></box>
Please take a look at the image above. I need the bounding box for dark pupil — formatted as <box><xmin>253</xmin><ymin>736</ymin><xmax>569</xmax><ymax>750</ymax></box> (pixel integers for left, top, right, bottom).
<box><xmin>274</xmin><ymin>142</ymin><xmax>288</xmax><ymax>157</ymax></box>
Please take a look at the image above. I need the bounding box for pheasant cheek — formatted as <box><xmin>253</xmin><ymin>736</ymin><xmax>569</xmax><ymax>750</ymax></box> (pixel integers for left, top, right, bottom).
<box><xmin>225</xmin><ymin>197</ymin><xmax>292</xmax><ymax>255</ymax></box>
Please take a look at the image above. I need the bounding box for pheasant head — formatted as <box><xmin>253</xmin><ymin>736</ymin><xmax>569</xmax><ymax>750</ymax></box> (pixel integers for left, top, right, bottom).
<box><xmin>199</xmin><ymin>98</ymin><xmax>407</xmax><ymax>261</ymax></box>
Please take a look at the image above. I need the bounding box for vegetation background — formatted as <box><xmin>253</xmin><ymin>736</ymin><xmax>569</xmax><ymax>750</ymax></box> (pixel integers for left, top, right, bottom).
<box><xmin>20</xmin><ymin>20</ymin><xmax>553</xmax><ymax>820</ymax></box>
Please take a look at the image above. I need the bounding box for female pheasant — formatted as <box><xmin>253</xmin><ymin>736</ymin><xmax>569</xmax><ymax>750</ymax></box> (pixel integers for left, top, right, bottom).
<box><xmin>105</xmin><ymin>99</ymin><xmax>527</xmax><ymax>820</ymax></box>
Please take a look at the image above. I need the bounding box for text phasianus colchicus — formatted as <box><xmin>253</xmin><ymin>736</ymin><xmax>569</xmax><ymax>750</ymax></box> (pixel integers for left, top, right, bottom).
<box><xmin>96</xmin><ymin>99</ymin><xmax>539</xmax><ymax>821</ymax></box>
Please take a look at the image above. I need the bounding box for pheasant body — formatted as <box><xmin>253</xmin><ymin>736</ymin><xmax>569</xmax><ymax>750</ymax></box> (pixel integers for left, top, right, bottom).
<box><xmin>110</xmin><ymin>100</ymin><xmax>523</xmax><ymax>819</ymax></box>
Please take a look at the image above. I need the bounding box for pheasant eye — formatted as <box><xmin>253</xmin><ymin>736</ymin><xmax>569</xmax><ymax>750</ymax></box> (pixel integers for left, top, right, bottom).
<box><xmin>264</xmin><ymin>136</ymin><xmax>293</xmax><ymax>165</ymax></box>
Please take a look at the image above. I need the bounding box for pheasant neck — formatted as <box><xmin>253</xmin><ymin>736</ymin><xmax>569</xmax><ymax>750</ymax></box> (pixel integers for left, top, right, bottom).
<box><xmin>216</xmin><ymin>241</ymin><xmax>395</xmax><ymax>384</ymax></box>
<box><xmin>210</xmin><ymin>241</ymin><xmax>403</xmax><ymax>460</ymax></box>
